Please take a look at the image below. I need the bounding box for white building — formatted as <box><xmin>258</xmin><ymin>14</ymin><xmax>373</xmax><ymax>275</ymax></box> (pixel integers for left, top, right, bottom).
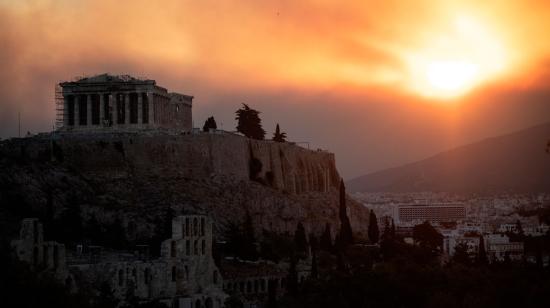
<box><xmin>485</xmin><ymin>234</ymin><xmax>524</xmax><ymax>262</ymax></box>
<box><xmin>393</xmin><ymin>203</ymin><xmax>466</xmax><ymax>225</ymax></box>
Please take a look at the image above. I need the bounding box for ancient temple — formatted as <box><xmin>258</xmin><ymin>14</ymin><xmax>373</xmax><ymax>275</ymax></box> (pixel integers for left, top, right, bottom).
<box><xmin>58</xmin><ymin>74</ymin><xmax>193</xmax><ymax>132</ymax></box>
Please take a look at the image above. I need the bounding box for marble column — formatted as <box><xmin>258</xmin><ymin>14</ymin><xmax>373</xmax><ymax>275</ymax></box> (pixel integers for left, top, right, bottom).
<box><xmin>147</xmin><ymin>92</ymin><xmax>154</xmax><ymax>126</ymax></box>
<box><xmin>137</xmin><ymin>93</ymin><xmax>143</xmax><ymax>125</ymax></box>
<box><xmin>111</xmin><ymin>93</ymin><xmax>117</xmax><ymax>126</ymax></box>
<box><xmin>74</xmin><ymin>95</ymin><xmax>80</xmax><ymax>127</ymax></box>
<box><xmin>86</xmin><ymin>94</ymin><xmax>92</xmax><ymax>127</ymax></box>
<box><xmin>99</xmin><ymin>94</ymin><xmax>105</xmax><ymax>126</ymax></box>
<box><xmin>125</xmin><ymin>93</ymin><xmax>130</xmax><ymax>125</ymax></box>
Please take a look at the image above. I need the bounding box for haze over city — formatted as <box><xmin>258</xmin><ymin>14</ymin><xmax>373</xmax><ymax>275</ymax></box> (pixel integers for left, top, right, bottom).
<box><xmin>2</xmin><ymin>0</ymin><xmax>550</xmax><ymax>179</ymax></box>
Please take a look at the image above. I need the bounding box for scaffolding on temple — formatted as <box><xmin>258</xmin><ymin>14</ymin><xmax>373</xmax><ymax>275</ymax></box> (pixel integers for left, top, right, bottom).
<box><xmin>54</xmin><ymin>83</ymin><xmax>64</xmax><ymax>130</ymax></box>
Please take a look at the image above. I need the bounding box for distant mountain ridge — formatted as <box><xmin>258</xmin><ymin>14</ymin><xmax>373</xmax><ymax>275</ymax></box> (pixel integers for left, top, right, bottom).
<box><xmin>347</xmin><ymin>122</ymin><xmax>550</xmax><ymax>193</ymax></box>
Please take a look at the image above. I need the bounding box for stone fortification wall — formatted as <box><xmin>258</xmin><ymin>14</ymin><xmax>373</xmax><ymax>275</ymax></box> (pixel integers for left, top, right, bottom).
<box><xmin>4</xmin><ymin>131</ymin><xmax>339</xmax><ymax>195</ymax></box>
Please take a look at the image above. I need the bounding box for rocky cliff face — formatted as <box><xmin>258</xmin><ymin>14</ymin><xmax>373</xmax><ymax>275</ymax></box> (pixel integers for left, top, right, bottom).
<box><xmin>0</xmin><ymin>131</ymin><xmax>369</xmax><ymax>242</ymax></box>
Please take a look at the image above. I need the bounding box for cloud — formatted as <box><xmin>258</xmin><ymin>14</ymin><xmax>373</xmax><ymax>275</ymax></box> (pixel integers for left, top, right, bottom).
<box><xmin>1</xmin><ymin>0</ymin><xmax>550</xmax><ymax>177</ymax></box>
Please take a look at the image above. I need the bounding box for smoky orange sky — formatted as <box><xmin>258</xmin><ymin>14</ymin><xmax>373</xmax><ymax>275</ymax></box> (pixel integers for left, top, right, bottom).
<box><xmin>1</xmin><ymin>0</ymin><xmax>550</xmax><ymax>179</ymax></box>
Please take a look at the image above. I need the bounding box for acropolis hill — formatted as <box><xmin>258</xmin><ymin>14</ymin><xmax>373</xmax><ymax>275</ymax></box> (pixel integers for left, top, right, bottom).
<box><xmin>0</xmin><ymin>74</ymin><xmax>369</xmax><ymax>241</ymax></box>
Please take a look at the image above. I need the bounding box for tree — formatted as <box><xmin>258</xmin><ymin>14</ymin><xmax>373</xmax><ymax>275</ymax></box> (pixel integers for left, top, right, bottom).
<box><xmin>338</xmin><ymin>180</ymin><xmax>353</xmax><ymax>248</ymax></box>
<box><xmin>294</xmin><ymin>222</ymin><xmax>308</xmax><ymax>259</ymax></box>
<box><xmin>309</xmin><ymin>233</ymin><xmax>319</xmax><ymax>279</ymax></box>
<box><xmin>55</xmin><ymin>196</ymin><xmax>83</xmax><ymax>244</ymax></box>
<box><xmin>381</xmin><ymin>219</ymin><xmax>391</xmax><ymax>241</ymax></box>
<box><xmin>368</xmin><ymin>210</ymin><xmax>380</xmax><ymax>244</ymax></box>
<box><xmin>105</xmin><ymin>216</ymin><xmax>126</xmax><ymax>249</ymax></box>
<box><xmin>225</xmin><ymin>213</ymin><xmax>258</xmax><ymax>261</ymax></box>
<box><xmin>515</xmin><ymin>220</ymin><xmax>524</xmax><ymax>236</ymax></box>
<box><xmin>242</xmin><ymin>212</ymin><xmax>258</xmax><ymax>261</ymax></box>
<box><xmin>226</xmin><ymin>221</ymin><xmax>244</xmax><ymax>257</ymax></box>
<box><xmin>202</xmin><ymin>116</ymin><xmax>217</xmax><ymax>132</ymax></box>
<box><xmin>235</xmin><ymin>103</ymin><xmax>265</xmax><ymax>140</ymax></box>
<box><xmin>413</xmin><ymin>221</ymin><xmax>443</xmax><ymax>254</ymax></box>
<box><xmin>287</xmin><ymin>254</ymin><xmax>299</xmax><ymax>295</ymax></box>
<box><xmin>320</xmin><ymin>223</ymin><xmax>333</xmax><ymax>252</ymax></box>
<box><xmin>272</xmin><ymin>123</ymin><xmax>287</xmax><ymax>142</ymax></box>
<box><xmin>452</xmin><ymin>243</ymin><xmax>471</xmax><ymax>265</ymax></box>
<box><xmin>310</xmin><ymin>249</ymin><xmax>318</xmax><ymax>279</ymax></box>
<box><xmin>477</xmin><ymin>235</ymin><xmax>488</xmax><ymax>265</ymax></box>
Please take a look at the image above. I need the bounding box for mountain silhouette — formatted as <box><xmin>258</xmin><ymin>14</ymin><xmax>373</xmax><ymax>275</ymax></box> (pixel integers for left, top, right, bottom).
<box><xmin>347</xmin><ymin>122</ymin><xmax>550</xmax><ymax>193</ymax></box>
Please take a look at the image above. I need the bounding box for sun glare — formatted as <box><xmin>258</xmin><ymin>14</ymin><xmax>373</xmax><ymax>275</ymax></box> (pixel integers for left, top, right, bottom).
<box><xmin>426</xmin><ymin>60</ymin><xmax>478</xmax><ymax>93</ymax></box>
<box><xmin>405</xmin><ymin>15</ymin><xmax>507</xmax><ymax>100</ymax></box>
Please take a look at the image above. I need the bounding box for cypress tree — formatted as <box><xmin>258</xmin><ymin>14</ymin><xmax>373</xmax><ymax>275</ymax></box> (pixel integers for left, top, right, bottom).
<box><xmin>310</xmin><ymin>249</ymin><xmax>318</xmax><ymax>279</ymax></box>
<box><xmin>320</xmin><ymin>223</ymin><xmax>333</xmax><ymax>252</ymax></box>
<box><xmin>294</xmin><ymin>222</ymin><xmax>308</xmax><ymax>259</ymax></box>
<box><xmin>272</xmin><ymin>123</ymin><xmax>287</xmax><ymax>142</ymax></box>
<box><xmin>477</xmin><ymin>235</ymin><xmax>488</xmax><ymax>265</ymax></box>
<box><xmin>242</xmin><ymin>211</ymin><xmax>258</xmax><ymax>261</ymax></box>
<box><xmin>536</xmin><ymin>238</ymin><xmax>544</xmax><ymax>269</ymax></box>
<box><xmin>515</xmin><ymin>219</ymin><xmax>524</xmax><ymax>237</ymax></box>
<box><xmin>382</xmin><ymin>218</ymin><xmax>391</xmax><ymax>240</ymax></box>
<box><xmin>287</xmin><ymin>254</ymin><xmax>298</xmax><ymax>295</ymax></box>
<box><xmin>338</xmin><ymin>179</ymin><xmax>353</xmax><ymax>247</ymax></box>
<box><xmin>308</xmin><ymin>233</ymin><xmax>319</xmax><ymax>277</ymax></box>
<box><xmin>368</xmin><ymin>210</ymin><xmax>380</xmax><ymax>244</ymax></box>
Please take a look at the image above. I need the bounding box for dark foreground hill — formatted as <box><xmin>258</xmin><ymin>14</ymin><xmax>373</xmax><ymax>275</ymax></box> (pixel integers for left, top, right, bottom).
<box><xmin>347</xmin><ymin>122</ymin><xmax>550</xmax><ymax>193</ymax></box>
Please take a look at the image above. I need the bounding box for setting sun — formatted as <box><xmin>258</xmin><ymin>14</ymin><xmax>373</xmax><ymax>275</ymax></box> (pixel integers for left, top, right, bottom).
<box><xmin>426</xmin><ymin>60</ymin><xmax>479</xmax><ymax>97</ymax></box>
<box><xmin>405</xmin><ymin>14</ymin><xmax>508</xmax><ymax>99</ymax></box>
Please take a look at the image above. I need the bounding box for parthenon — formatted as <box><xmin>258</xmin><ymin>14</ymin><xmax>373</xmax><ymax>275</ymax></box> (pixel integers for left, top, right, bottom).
<box><xmin>58</xmin><ymin>74</ymin><xmax>193</xmax><ymax>132</ymax></box>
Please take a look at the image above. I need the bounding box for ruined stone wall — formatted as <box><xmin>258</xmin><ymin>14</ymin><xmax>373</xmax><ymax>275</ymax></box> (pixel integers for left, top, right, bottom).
<box><xmin>10</xmin><ymin>219</ymin><xmax>69</xmax><ymax>281</ymax></box>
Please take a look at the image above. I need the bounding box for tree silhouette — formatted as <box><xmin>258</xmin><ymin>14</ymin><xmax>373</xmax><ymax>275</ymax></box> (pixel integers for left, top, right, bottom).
<box><xmin>452</xmin><ymin>242</ymin><xmax>471</xmax><ymax>265</ymax></box>
<box><xmin>320</xmin><ymin>223</ymin><xmax>333</xmax><ymax>252</ymax></box>
<box><xmin>235</xmin><ymin>104</ymin><xmax>265</xmax><ymax>140</ymax></box>
<box><xmin>294</xmin><ymin>222</ymin><xmax>308</xmax><ymax>259</ymax></box>
<box><xmin>226</xmin><ymin>212</ymin><xmax>258</xmax><ymax>261</ymax></box>
<box><xmin>515</xmin><ymin>219</ymin><xmax>524</xmax><ymax>237</ymax></box>
<box><xmin>338</xmin><ymin>180</ymin><xmax>353</xmax><ymax>248</ymax></box>
<box><xmin>310</xmin><ymin>249</ymin><xmax>318</xmax><ymax>279</ymax></box>
<box><xmin>202</xmin><ymin>116</ymin><xmax>217</xmax><ymax>132</ymax></box>
<box><xmin>368</xmin><ymin>210</ymin><xmax>380</xmax><ymax>244</ymax></box>
<box><xmin>242</xmin><ymin>212</ymin><xmax>258</xmax><ymax>261</ymax></box>
<box><xmin>287</xmin><ymin>254</ymin><xmax>299</xmax><ymax>295</ymax></box>
<box><xmin>413</xmin><ymin>221</ymin><xmax>443</xmax><ymax>254</ymax></box>
<box><xmin>477</xmin><ymin>235</ymin><xmax>488</xmax><ymax>265</ymax></box>
<box><xmin>272</xmin><ymin>123</ymin><xmax>287</xmax><ymax>142</ymax></box>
